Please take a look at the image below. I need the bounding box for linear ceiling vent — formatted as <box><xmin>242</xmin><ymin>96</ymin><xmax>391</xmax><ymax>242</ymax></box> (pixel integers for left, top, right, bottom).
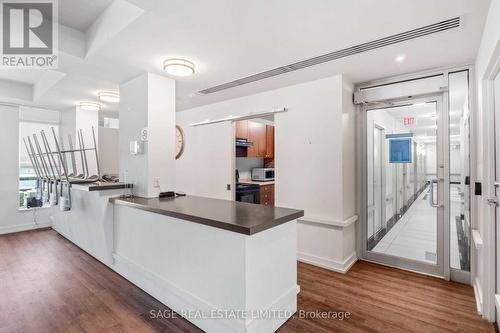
<box><xmin>199</xmin><ymin>17</ymin><xmax>461</xmax><ymax>94</ymax></box>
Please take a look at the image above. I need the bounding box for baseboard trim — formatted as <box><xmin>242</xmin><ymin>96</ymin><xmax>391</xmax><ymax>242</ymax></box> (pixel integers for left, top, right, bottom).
<box><xmin>0</xmin><ymin>220</ymin><xmax>52</xmax><ymax>235</ymax></box>
<box><xmin>112</xmin><ymin>252</ymin><xmax>296</xmax><ymax>333</ymax></box>
<box><xmin>297</xmin><ymin>251</ymin><xmax>357</xmax><ymax>273</ymax></box>
<box><xmin>298</xmin><ymin>215</ymin><xmax>357</xmax><ymax>228</ymax></box>
<box><xmin>473</xmin><ymin>277</ymin><xmax>483</xmax><ymax>314</ymax></box>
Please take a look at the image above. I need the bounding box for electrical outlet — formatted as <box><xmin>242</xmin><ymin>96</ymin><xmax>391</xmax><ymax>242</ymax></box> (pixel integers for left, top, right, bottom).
<box><xmin>227</xmin><ymin>184</ymin><xmax>231</xmax><ymax>191</ymax></box>
<box><xmin>154</xmin><ymin>177</ymin><xmax>160</xmax><ymax>188</ymax></box>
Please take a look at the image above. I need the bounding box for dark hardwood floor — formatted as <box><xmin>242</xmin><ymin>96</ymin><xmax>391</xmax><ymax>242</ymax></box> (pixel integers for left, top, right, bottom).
<box><xmin>0</xmin><ymin>228</ymin><xmax>494</xmax><ymax>333</ymax></box>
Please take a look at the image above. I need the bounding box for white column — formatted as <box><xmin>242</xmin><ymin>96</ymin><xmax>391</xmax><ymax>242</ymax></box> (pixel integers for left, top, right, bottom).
<box><xmin>119</xmin><ymin>73</ymin><xmax>176</xmax><ymax>197</ymax></box>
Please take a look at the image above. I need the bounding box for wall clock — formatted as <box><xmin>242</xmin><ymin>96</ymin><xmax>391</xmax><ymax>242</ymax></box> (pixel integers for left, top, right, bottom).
<box><xmin>176</xmin><ymin>125</ymin><xmax>185</xmax><ymax>159</ymax></box>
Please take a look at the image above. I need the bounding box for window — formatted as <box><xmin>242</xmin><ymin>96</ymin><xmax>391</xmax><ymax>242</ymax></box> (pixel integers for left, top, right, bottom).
<box><xmin>19</xmin><ymin>121</ymin><xmax>59</xmax><ymax>208</ymax></box>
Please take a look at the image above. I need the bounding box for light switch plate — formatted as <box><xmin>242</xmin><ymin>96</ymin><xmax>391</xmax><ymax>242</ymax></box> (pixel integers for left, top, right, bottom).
<box><xmin>153</xmin><ymin>177</ymin><xmax>160</xmax><ymax>188</ymax></box>
<box><xmin>130</xmin><ymin>141</ymin><xmax>142</xmax><ymax>155</ymax></box>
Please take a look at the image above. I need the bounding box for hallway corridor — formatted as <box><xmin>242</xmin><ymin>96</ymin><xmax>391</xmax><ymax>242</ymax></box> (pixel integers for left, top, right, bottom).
<box><xmin>373</xmin><ymin>184</ymin><xmax>466</xmax><ymax>267</ymax></box>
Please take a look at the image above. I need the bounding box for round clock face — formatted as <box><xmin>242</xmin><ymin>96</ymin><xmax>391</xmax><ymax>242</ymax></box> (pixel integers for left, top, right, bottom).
<box><xmin>176</xmin><ymin>125</ymin><xmax>185</xmax><ymax>159</ymax></box>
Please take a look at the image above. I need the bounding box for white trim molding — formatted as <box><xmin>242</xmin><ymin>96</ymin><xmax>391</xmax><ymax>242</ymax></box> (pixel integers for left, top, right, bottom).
<box><xmin>473</xmin><ymin>277</ymin><xmax>484</xmax><ymax>314</ymax></box>
<box><xmin>471</xmin><ymin>229</ymin><xmax>483</xmax><ymax>249</ymax></box>
<box><xmin>0</xmin><ymin>220</ymin><xmax>52</xmax><ymax>235</ymax></box>
<box><xmin>298</xmin><ymin>215</ymin><xmax>358</xmax><ymax>228</ymax></box>
<box><xmin>297</xmin><ymin>251</ymin><xmax>357</xmax><ymax>274</ymax></box>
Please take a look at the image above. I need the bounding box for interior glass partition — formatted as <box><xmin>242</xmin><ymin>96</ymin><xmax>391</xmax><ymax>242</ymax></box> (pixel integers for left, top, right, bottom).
<box><xmin>360</xmin><ymin>67</ymin><xmax>472</xmax><ymax>278</ymax></box>
<box><xmin>367</xmin><ymin>103</ymin><xmax>438</xmax><ymax>264</ymax></box>
<box><xmin>448</xmin><ymin>70</ymin><xmax>471</xmax><ymax>272</ymax></box>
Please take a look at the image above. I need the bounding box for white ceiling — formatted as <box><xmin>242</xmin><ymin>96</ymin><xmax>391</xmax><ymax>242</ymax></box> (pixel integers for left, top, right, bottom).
<box><xmin>59</xmin><ymin>0</ymin><xmax>115</xmax><ymax>32</ymax></box>
<box><xmin>0</xmin><ymin>0</ymin><xmax>491</xmax><ymax>113</ymax></box>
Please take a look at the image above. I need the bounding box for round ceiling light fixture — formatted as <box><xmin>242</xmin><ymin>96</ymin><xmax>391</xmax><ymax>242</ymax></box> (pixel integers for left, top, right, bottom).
<box><xmin>395</xmin><ymin>54</ymin><xmax>406</xmax><ymax>63</ymax></box>
<box><xmin>79</xmin><ymin>102</ymin><xmax>101</xmax><ymax>111</ymax></box>
<box><xmin>98</xmin><ymin>91</ymin><xmax>120</xmax><ymax>103</ymax></box>
<box><xmin>163</xmin><ymin>58</ymin><xmax>195</xmax><ymax>77</ymax></box>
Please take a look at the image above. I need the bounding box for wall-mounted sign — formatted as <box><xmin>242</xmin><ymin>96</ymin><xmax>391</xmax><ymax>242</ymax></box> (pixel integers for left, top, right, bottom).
<box><xmin>403</xmin><ymin>117</ymin><xmax>416</xmax><ymax>126</ymax></box>
<box><xmin>389</xmin><ymin>138</ymin><xmax>412</xmax><ymax>163</ymax></box>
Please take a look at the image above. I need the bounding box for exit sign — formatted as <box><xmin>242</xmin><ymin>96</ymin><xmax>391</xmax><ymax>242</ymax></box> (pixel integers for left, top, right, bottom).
<box><xmin>403</xmin><ymin>117</ymin><xmax>416</xmax><ymax>126</ymax></box>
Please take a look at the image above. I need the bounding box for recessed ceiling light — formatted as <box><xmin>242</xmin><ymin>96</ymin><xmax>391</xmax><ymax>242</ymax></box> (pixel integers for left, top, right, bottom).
<box><xmin>163</xmin><ymin>58</ymin><xmax>195</xmax><ymax>77</ymax></box>
<box><xmin>395</xmin><ymin>55</ymin><xmax>406</xmax><ymax>63</ymax></box>
<box><xmin>79</xmin><ymin>102</ymin><xmax>101</xmax><ymax>111</ymax></box>
<box><xmin>98</xmin><ymin>91</ymin><xmax>120</xmax><ymax>103</ymax></box>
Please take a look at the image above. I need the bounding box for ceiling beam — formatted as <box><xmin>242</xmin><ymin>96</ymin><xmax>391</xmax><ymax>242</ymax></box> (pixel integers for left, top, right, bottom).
<box><xmin>85</xmin><ymin>0</ymin><xmax>145</xmax><ymax>58</ymax></box>
<box><xmin>33</xmin><ymin>70</ymin><xmax>67</xmax><ymax>101</ymax></box>
<box><xmin>0</xmin><ymin>79</ymin><xmax>33</xmax><ymax>102</ymax></box>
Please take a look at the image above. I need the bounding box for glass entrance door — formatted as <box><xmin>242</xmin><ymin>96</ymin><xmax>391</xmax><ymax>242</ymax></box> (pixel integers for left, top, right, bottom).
<box><xmin>363</xmin><ymin>96</ymin><xmax>447</xmax><ymax>277</ymax></box>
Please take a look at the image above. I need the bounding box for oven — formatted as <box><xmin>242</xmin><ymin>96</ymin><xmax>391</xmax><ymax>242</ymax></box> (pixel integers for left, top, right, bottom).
<box><xmin>235</xmin><ymin>183</ymin><xmax>260</xmax><ymax>204</ymax></box>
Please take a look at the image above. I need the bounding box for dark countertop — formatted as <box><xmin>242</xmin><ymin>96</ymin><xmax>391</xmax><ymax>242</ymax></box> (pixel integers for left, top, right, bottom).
<box><xmin>109</xmin><ymin>195</ymin><xmax>303</xmax><ymax>235</ymax></box>
<box><xmin>72</xmin><ymin>182</ymin><xmax>131</xmax><ymax>192</ymax></box>
<box><xmin>239</xmin><ymin>178</ymin><xmax>275</xmax><ymax>186</ymax></box>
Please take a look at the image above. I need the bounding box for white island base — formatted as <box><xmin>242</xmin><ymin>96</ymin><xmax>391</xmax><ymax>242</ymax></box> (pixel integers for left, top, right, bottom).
<box><xmin>112</xmin><ymin>204</ymin><xmax>298</xmax><ymax>333</ymax></box>
<box><xmin>52</xmin><ymin>187</ymin><xmax>301</xmax><ymax>333</ymax></box>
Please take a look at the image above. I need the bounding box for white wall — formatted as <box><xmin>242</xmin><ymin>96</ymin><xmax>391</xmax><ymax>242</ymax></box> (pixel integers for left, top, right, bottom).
<box><xmin>176</xmin><ymin>75</ymin><xmax>358</xmax><ymax>272</ymax></box>
<box><xmin>60</xmin><ymin>109</ymin><xmax>76</xmax><ymax>147</ymax></box>
<box><xmin>120</xmin><ymin>73</ymin><xmax>176</xmax><ymax>197</ymax></box>
<box><xmin>236</xmin><ymin>157</ymin><xmax>264</xmax><ymax>180</ymax></box>
<box><xmin>98</xmin><ymin>127</ymin><xmax>120</xmax><ymax>175</ymax></box>
<box><xmin>0</xmin><ymin>105</ymin><xmax>54</xmax><ymax>235</ymax></box>
<box><xmin>75</xmin><ymin>107</ymin><xmax>99</xmax><ymax>177</ymax></box>
<box><xmin>473</xmin><ymin>0</ymin><xmax>500</xmax><ymax>321</ymax></box>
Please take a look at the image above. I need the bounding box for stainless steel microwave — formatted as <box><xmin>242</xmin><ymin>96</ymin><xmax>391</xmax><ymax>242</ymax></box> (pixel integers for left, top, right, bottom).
<box><xmin>251</xmin><ymin>168</ymin><xmax>274</xmax><ymax>181</ymax></box>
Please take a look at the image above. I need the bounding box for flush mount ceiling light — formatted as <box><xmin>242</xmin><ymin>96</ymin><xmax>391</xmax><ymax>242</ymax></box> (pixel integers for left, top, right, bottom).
<box><xmin>98</xmin><ymin>91</ymin><xmax>120</xmax><ymax>103</ymax></box>
<box><xmin>79</xmin><ymin>102</ymin><xmax>101</xmax><ymax>111</ymax></box>
<box><xmin>163</xmin><ymin>58</ymin><xmax>195</xmax><ymax>77</ymax></box>
<box><xmin>395</xmin><ymin>54</ymin><xmax>406</xmax><ymax>63</ymax></box>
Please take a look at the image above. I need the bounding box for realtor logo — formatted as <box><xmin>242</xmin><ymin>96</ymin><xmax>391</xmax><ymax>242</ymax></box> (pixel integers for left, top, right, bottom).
<box><xmin>1</xmin><ymin>0</ymin><xmax>58</xmax><ymax>68</ymax></box>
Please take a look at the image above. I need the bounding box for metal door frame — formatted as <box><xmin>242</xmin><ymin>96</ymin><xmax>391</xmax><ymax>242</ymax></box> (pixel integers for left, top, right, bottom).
<box><xmin>360</xmin><ymin>95</ymin><xmax>449</xmax><ymax>278</ymax></box>
<box><xmin>355</xmin><ymin>65</ymin><xmax>476</xmax><ymax>282</ymax></box>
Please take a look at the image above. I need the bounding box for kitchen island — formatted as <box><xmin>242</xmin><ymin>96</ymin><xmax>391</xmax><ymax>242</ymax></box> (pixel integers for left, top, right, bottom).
<box><xmin>110</xmin><ymin>195</ymin><xmax>303</xmax><ymax>333</ymax></box>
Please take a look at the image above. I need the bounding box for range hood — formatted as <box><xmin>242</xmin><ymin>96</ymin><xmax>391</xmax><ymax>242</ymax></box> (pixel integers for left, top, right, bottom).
<box><xmin>236</xmin><ymin>139</ymin><xmax>253</xmax><ymax>147</ymax></box>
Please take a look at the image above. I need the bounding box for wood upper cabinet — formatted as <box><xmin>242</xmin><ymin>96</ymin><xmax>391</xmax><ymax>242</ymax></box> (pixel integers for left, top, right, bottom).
<box><xmin>235</xmin><ymin>120</ymin><xmax>248</xmax><ymax>139</ymax></box>
<box><xmin>265</xmin><ymin>125</ymin><xmax>274</xmax><ymax>158</ymax></box>
<box><xmin>247</xmin><ymin>121</ymin><xmax>266</xmax><ymax>157</ymax></box>
<box><xmin>237</xmin><ymin>121</ymin><xmax>274</xmax><ymax>158</ymax></box>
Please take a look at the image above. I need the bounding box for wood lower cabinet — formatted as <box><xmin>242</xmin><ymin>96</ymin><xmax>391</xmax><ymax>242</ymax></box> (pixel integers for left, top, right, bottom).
<box><xmin>260</xmin><ymin>184</ymin><xmax>274</xmax><ymax>206</ymax></box>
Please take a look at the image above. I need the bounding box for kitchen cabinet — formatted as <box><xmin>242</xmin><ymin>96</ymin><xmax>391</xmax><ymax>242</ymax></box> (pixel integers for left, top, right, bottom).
<box><xmin>235</xmin><ymin>120</ymin><xmax>248</xmax><ymax>139</ymax></box>
<box><xmin>260</xmin><ymin>184</ymin><xmax>275</xmax><ymax>206</ymax></box>
<box><xmin>236</xmin><ymin>120</ymin><xmax>274</xmax><ymax>158</ymax></box>
<box><xmin>247</xmin><ymin>121</ymin><xmax>266</xmax><ymax>157</ymax></box>
<box><xmin>265</xmin><ymin>125</ymin><xmax>274</xmax><ymax>158</ymax></box>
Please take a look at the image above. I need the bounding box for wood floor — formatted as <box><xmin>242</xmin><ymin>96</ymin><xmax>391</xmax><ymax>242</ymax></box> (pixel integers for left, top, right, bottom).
<box><xmin>0</xmin><ymin>229</ymin><xmax>494</xmax><ymax>333</ymax></box>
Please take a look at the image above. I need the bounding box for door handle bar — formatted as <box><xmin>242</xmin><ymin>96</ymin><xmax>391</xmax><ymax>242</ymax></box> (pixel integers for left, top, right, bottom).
<box><xmin>429</xmin><ymin>179</ymin><xmax>443</xmax><ymax>208</ymax></box>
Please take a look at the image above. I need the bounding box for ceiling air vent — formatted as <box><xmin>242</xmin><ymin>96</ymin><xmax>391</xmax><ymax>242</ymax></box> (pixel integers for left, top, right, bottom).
<box><xmin>199</xmin><ymin>17</ymin><xmax>461</xmax><ymax>94</ymax></box>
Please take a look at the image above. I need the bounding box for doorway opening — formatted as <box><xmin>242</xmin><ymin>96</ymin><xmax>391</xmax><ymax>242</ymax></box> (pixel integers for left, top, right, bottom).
<box><xmin>357</xmin><ymin>68</ymin><xmax>472</xmax><ymax>279</ymax></box>
<box><xmin>367</xmin><ymin>102</ymin><xmax>439</xmax><ymax>264</ymax></box>
<box><xmin>233</xmin><ymin>116</ymin><xmax>275</xmax><ymax>206</ymax></box>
